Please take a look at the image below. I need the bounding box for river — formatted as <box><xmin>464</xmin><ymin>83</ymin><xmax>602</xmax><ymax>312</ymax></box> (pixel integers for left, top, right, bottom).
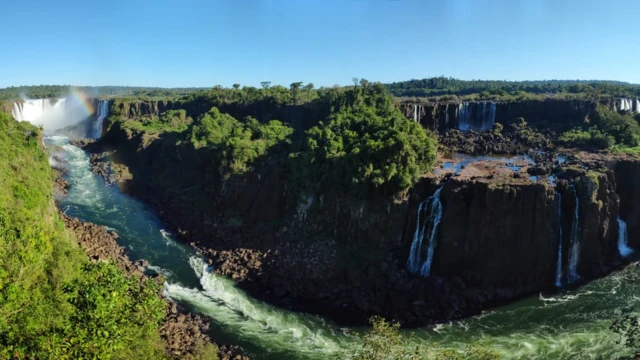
<box><xmin>50</xmin><ymin>137</ymin><xmax>635</xmax><ymax>359</ymax></box>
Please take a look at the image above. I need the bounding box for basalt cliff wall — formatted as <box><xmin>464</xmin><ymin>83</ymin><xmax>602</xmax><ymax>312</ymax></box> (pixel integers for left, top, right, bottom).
<box><xmin>111</xmin><ymin>98</ymin><xmax>598</xmax><ymax>133</ymax></box>
<box><xmin>397</xmin><ymin>99</ymin><xmax>596</xmax><ymax>131</ymax></box>
<box><xmin>90</xmin><ymin>110</ymin><xmax>635</xmax><ymax>327</ymax></box>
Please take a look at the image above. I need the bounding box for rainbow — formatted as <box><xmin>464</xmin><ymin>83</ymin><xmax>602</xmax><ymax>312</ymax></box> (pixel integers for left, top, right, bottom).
<box><xmin>68</xmin><ymin>87</ymin><xmax>96</xmax><ymax>117</ymax></box>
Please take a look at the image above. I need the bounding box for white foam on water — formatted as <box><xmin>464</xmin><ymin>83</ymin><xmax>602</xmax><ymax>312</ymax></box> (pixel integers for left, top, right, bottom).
<box><xmin>163</xmin><ymin>256</ymin><xmax>354</xmax><ymax>358</ymax></box>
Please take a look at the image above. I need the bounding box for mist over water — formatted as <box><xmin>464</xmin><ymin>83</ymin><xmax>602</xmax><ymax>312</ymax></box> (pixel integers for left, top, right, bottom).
<box><xmin>12</xmin><ymin>92</ymin><xmax>92</xmax><ymax>133</ymax></box>
<box><xmin>48</xmin><ymin>135</ymin><xmax>638</xmax><ymax>360</ymax></box>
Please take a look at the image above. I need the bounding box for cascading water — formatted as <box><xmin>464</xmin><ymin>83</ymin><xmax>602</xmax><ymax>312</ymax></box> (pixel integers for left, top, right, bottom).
<box><xmin>567</xmin><ymin>186</ymin><xmax>581</xmax><ymax>283</ymax></box>
<box><xmin>458</xmin><ymin>103</ymin><xmax>471</xmax><ymax>131</ymax></box>
<box><xmin>413</xmin><ymin>104</ymin><xmax>418</xmax><ymax>122</ymax></box>
<box><xmin>555</xmin><ymin>192</ymin><xmax>563</xmax><ymax>287</ymax></box>
<box><xmin>616</xmin><ymin>218</ymin><xmax>634</xmax><ymax>257</ymax></box>
<box><xmin>457</xmin><ymin>102</ymin><xmax>496</xmax><ymax>131</ymax></box>
<box><xmin>12</xmin><ymin>98</ymin><xmax>91</xmax><ymax>133</ymax></box>
<box><xmin>407</xmin><ymin>186</ymin><xmax>443</xmax><ymax>277</ymax></box>
<box><xmin>93</xmin><ymin>100</ymin><xmax>109</xmax><ymax>138</ymax></box>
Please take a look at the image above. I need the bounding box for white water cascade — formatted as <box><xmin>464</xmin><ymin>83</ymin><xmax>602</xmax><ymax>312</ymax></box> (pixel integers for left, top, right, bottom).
<box><xmin>93</xmin><ymin>100</ymin><xmax>109</xmax><ymax>138</ymax></box>
<box><xmin>12</xmin><ymin>98</ymin><xmax>90</xmax><ymax>133</ymax></box>
<box><xmin>614</xmin><ymin>98</ymin><xmax>640</xmax><ymax>113</ymax></box>
<box><xmin>567</xmin><ymin>186</ymin><xmax>581</xmax><ymax>283</ymax></box>
<box><xmin>407</xmin><ymin>187</ymin><xmax>443</xmax><ymax>277</ymax></box>
<box><xmin>413</xmin><ymin>104</ymin><xmax>418</xmax><ymax>122</ymax></box>
<box><xmin>617</xmin><ymin>218</ymin><xmax>634</xmax><ymax>257</ymax></box>
<box><xmin>457</xmin><ymin>102</ymin><xmax>497</xmax><ymax>131</ymax></box>
<box><xmin>555</xmin><ymin>192</ymin><xmax>564</xmax><ymax>287</ymax></box>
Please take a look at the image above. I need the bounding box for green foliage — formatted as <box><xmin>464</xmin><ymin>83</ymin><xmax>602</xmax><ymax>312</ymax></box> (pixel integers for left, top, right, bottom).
<box><xmin>190</xmin><ymin>107</ymin><xmax>294</xmax><ymax>176</ymax></box>
<box><xmin>123</xmin><ymin>109</ymin><xmax>193</xmax><ymax>134</ymax></box>
<box><xmin>0</xmin><ymin>111</ymin><xmax>170</xmax><ymax>359</ymax></box>
<box><xmin>352</xmin><ymin>316</ymin><xmax>500</xmax><ymax>360</ymax></box>
<box><xmin>611</xmin><ymin>309</ymin><xmax>640</xmax><ymax>359</ymax></box>
<box><xmin>593</xmin><ymin>106</ymin><xmax>640</xmax><ymax>147</ymax></box>
<box><xmin>559</xmin><ymin>106</ymin><xmax>640</xmax><ymax>150</ymax></box>
<box><xmin>560</xmin><ymin>128</ymin><xmax>614</xmax><ymax>149</ymax></box>
<box><xmin>295</xmin><ymin>84</ymin><xmax>437</xmax><ymax>197</ymax></box>
<box><xmin>386</xmin><ymin>76</ymin><xmax>640</xmax><ymax>99</ymax></box>
<box><xmin>57</xmin><ymin>263</ymin><xmax>166</xmax><ymax>359</ymax></box>
<box><xmin>0</xmin><ymin>85</ymin><xmax>206</xmax><ymax>101</ymax></box>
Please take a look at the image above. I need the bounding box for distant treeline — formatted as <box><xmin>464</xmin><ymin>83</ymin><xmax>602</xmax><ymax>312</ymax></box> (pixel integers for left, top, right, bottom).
<box><xmin>386</xmin><ymin>77</ymin><xmax>640</xmax><ymax>98</ymax></box>
<box><xmin>0</xmin><ymin>85</ymin><xmax>207</xmax><ymax>101</ymax></box>
<box><xmin>3</xmin><ymin>77</ymin><xmax>640</xmax><ymax>102</ymax></box>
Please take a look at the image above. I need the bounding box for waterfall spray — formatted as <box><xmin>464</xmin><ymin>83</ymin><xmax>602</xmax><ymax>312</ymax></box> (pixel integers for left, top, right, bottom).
<box><xmin>567</xmin><ymin>186</ymin><xmax>581</xmax><ymax>283</ymax></box>
<box><xmin>407</xmin><ymin>187</ymin><xmax>443</xmax><ymax>277</ymax></box>
<box><xmin>617</xmin><ymin>218</ymin><xmax>634</xmax><ymax>257</ymax></box>
<box><xmin>555</xmin><ymin>192</ymin><xmax>563</xmax><ymax>287</ymax></box>
<box><xmin>93</xmin><ymin>101</ymin><xmax>109</xmax><ymax>138</ymax></box>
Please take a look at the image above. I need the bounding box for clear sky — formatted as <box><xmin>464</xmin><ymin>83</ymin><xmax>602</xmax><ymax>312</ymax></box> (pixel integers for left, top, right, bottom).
<box><xmin>2</xmin><ymin>0</ymin><xmax>639</xmax><ymax>88</ymax></box>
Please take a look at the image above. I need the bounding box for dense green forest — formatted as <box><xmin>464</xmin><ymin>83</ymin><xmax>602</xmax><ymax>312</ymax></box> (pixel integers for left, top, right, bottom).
<box><xmin>0</xmin><ymin>112</ymin><xmax>172</xmax><ymax>358</ymax></box>
<box><xmin>386</xmin><ymin>77</ymin><xmax>640</xmax><ymax>99</ymax></box>
<box><xmin>0</xmin><ymin>85</ymin><xmax>206</xmax><ymax>101</ymax></box>
<box><xmin>5</xmin><ymin>77</ymin><xmax>640</xmax><ymax>103</ymax></box>
<box><xmin>108</xmin><ymin>82</ymin><xmax>438</xmax><ymax>198</ymax></box>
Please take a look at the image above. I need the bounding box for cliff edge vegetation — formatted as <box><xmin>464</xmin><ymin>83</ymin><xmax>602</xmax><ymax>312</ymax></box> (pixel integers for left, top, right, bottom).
<box><xmin>0</xmin><ymin>111</ymin><xmax>170</xmax><ymax>359</ymax></box>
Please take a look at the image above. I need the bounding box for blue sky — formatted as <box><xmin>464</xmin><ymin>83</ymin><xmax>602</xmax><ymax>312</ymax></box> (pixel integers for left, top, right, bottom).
<box><xmin>2</xmin><ymin>0</ymin><xmax>639</xmax><ymax>87</ymax></box>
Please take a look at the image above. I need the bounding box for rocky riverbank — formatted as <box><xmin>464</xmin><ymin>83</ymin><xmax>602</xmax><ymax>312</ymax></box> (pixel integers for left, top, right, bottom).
<box><xmin>54</xmin><ymin>171</ymin><xmax>250</xmax><ymax>360</ymax></box>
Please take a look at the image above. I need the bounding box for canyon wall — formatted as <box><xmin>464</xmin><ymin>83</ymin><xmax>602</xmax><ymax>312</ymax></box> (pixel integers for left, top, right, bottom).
<box><xmin>94</xmin><ymin>112</ymin><xmax>635</xmax><ymax>327</ymax></box>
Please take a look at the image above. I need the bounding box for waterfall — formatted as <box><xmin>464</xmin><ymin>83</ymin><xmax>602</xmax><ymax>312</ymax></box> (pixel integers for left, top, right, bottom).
<box><xmin>407</xmin><ymin>187</ymin><xmax>443</xmax><ymax>277</ymax></box>
<box><xmin>567</xmin><ymin>186</ymin><xmax>581</xmax><ymax>283</ymax></box>
<box><xmin>457</xmin><ymin>102</ymin><xmax>496</xmax><ymax>131</ymax></box>
<box><xmin>555</xmin><ymin>192</ymin><xmax>563</xmax><ymax>287</ymax></box>
<box><xmin>92</xmin><ymin>100</ymin><xmax>109</xmax><ymax>138</ymax></box>
<box><xmin>413</xmin><ymin>104</ymin><xmax>418</xmax><ymax>122</ymax></box>
<box><xmin>617</xmin><ymin>218</ymin><xmax>634</xmax><ymax>257</ymax></box>
<box><xmin>458</xmin><ymin>103</ymin><xmax>471</xmax><ymax>131</ymax></box>
<box><xmin>615</xmin><ymin>98</ymin><xmax>638</xmax><ymax>113</ymax></box>
<box><xmin>11</xmin><ymin>98</ymin><xmax>91</xmax><ymax>133</ymax></box>
<box><xmin>445</xmin><ymin>104</ymin><xmax>449</xmax><ymax>127</ymax></box>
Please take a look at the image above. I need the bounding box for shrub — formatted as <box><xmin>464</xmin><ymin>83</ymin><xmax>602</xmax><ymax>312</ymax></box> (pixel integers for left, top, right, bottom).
<box><xmin>351</xmin><ymin>316</ymin><xmax>500</xmax><ymax>360</ymax></box>
<box><xmin>295</xmin><ymin>85</ymin><xmax>437</xmax><ymax>197</ymax></box>
<box><xmin>560</xmin><ymin>127</ymin><xmax>615</xmax><ymax>149</ymax></box>
<box><xmin>190</xmin><ymin>107</ymin><xmax>294</xmax><ymax>176</ymax></box>
<box><xmin>593</xmin><ymin>106</ymin><xmax>640</xmax><ymax>147</ymax></box>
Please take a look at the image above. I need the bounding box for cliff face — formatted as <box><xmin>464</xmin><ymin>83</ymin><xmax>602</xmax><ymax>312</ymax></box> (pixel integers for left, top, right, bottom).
<box><xmin>397</xmin><ymin>99</ymin><xmax>595</xmax><ymax>131</ymax></box>
<box><xmin>615</xmin><ymin>160</ymin><xmax>640</xmax><ymax>249</ymax></box>
<box><xmin>111</xmin><ymin>100</ymin><xmax>178</xmax><ymax>119</ymax></box>
<box><xmin>94</xmin><ymin>117</ymin><xmax>634</xmax><ymax>327</ymax></box>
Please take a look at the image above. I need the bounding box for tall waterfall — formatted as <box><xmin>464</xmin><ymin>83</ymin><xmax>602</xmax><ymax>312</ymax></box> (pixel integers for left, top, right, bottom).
<box><xmin>407</xmin><ymin>187</ymin><xmax>443</xmax><ymax>277</ymax></box>
<box><xmin>457</xmin><ymin>102</ymin><xmax>496</xmax><ymax>131</ymax></box>
<box><xmin>555</xmin><ymin>192</ymin><xmax>563</xmax><ymax>287</ymax></box>
<box><xmin>617</xmin><ymin>218</ymin><xmax>634</xmax><ymax>257</ymax></box>
<box><xmin>92</xmin><ymin>101</ymin><xmax>109</xmax><ymax>138</ymax></box>
<box><xmin>413</xmin><ymin>104</ymin><xmax>418</xmax><ymax>122</ymax></box>
<box><xmin>614</xmin><ymin>98</ymin><xmax>640</xmax><ymax>113</ymax></box>
<box><xmin>11</xmin><ymin>98</ymin><xmax>91</xmax><ymax>133</ymax></box>
<box><xmin>567</xmin><ymin>186</ymin><xmax>581</xmax><ymax>282</ymax></box>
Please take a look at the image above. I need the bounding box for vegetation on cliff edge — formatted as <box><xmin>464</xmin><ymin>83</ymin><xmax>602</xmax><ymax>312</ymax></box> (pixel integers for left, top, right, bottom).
<box><xmin>560</xmin><ymin>106</ymin><xmax>640</xmax><ymax>151</ymax></box>
<box><xmin>0</xmin><ymin>111</ymin><xmax>169</xmax><ymax>359</ymax></box>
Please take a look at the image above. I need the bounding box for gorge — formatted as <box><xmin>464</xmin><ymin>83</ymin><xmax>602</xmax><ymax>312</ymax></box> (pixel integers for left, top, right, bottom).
<box><xmin>5</xmin><ymin>83</ymin><xmax>640</xmax><ymax>359</ymax></box>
